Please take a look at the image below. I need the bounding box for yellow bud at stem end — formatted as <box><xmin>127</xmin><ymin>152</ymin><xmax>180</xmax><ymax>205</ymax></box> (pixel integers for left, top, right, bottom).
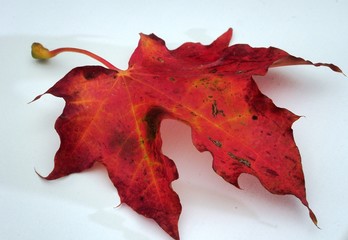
<box><xmin>31</xmin><ymin>42</ymin><xmax>55</xmax><ymax>60</ymax></box>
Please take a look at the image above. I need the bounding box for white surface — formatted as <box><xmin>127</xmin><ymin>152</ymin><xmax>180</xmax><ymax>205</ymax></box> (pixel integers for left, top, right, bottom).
<box><xmin>1</xmin><ymin>0</ymin><xmax>348</xmax><ymax>239</ymax></box>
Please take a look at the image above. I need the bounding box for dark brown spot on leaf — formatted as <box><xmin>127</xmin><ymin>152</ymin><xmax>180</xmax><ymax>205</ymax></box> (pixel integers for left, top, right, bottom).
<box><xmin>227</xmin><ymin>152</ymin><xmax>251</xmax><ymax>167</ymax></box>
<box><xmin>143</xmin><ymin>107</ymin><xmax>166</xmax><ymax>140</ymax></box>
<box><xmin>208</xmin><ymin>137</ymin><xmax>222</xmax><ymax>148</ymax></box>
<box><xmin>82</xmin><ymin>67</ymin><xmax>103</xmax><ymax>80</ymax></box>
<box><xmin>212</xmin><ymin>100</ymin><xmax>225</xmax><ymax>117</ymax></box>
<box><xmin>266</xmin><ymin>169</ymin><xmax>279</xmax><ymax>177</ymax></box>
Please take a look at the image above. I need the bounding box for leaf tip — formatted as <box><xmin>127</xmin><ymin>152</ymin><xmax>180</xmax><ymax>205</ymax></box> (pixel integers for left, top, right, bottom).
<box><xmin>34</xmin><ymin>167</ymin><xmax>47</xmax><ymax>179</ymax></box>
<box><xmin>271</xmin><ymin>55</ymin><xmax>345</xmax><ymax>76</ymax></box>
<box><xmin>211</xmin><ymin>28</ymin><xmax>233</xmax><ymax>48</ymax></box>
<box><xmin>309</xmin><ymin>209</ymin><xmax>320</xmax><ymax>229</ymax></box>
<box><xmin>28</xmin><ymin>94</ymin><xmax>44</xmax><ymax>104</ymax></box>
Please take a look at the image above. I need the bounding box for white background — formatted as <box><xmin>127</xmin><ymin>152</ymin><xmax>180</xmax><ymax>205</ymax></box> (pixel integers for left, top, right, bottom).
<box><xmin>1</xmin><ymin>0</ymin><xmax>347</xmax><ymax>239</ymax></box>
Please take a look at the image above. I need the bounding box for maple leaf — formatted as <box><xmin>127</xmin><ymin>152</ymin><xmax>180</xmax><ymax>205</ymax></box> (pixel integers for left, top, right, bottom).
<box><xmin>32</xmin><ymin>28</ymin><xmax>342</xmax><ymax>240</ymax></box>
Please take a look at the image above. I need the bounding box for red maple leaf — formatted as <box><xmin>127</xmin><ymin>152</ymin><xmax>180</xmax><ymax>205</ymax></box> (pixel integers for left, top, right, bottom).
<box><xmin>32</xmin><ymin>28</ymin><xmax>342</xmax><ymax>240</ymax></box>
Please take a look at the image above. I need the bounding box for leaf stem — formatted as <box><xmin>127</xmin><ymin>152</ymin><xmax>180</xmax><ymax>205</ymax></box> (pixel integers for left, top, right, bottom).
<box><xmin>31</xmin><ymin>42</ymin><xmax>119</xmax><ymax>71</ymax></box>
